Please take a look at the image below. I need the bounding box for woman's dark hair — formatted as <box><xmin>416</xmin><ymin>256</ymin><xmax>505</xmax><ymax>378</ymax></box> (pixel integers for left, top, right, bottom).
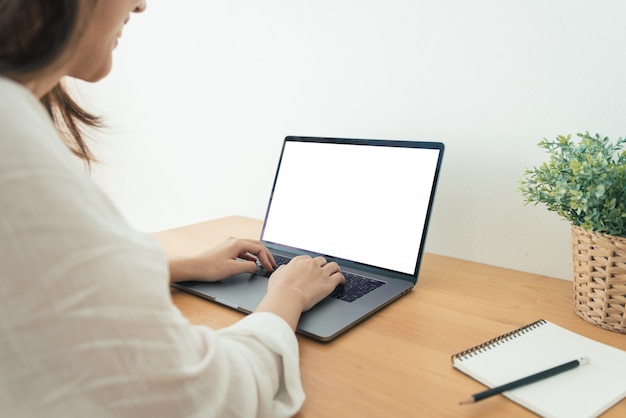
<box><xmin>0</xmin><ymin>0</ymin><xmax>100</xmax><ymax>166</ymax></box>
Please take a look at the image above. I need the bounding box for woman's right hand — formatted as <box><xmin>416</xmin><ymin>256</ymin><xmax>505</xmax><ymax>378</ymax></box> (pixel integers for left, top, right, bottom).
<box><xmin>271</xmin><ymin>256</ymin><xmax>345</xmax><ymax>311</ymax></box>
<box><xmin>255</xmin><ymin>255</ymin><xmax>345</xmax><ymax>330</ymax></box>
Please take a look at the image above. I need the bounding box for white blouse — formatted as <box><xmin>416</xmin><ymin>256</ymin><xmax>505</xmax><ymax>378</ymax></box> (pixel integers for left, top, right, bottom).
<box><xmin>0</xmin><ymin>77</ymin><xmax>304</xmax><ymax>418</ymax></box>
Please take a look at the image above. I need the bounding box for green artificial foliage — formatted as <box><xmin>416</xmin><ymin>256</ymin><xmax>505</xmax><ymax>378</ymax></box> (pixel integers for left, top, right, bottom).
<box><xmin>520</xmin><ymin>132</ymin><xmax>626</xmax><ymax>237</ymax></box>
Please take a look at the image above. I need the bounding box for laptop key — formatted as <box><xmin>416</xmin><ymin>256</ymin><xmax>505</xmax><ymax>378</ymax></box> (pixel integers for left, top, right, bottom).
<box><xmin>337</xmin><ymin>272</ymin><xmax>385</xmax><ymax>302</ymax></box>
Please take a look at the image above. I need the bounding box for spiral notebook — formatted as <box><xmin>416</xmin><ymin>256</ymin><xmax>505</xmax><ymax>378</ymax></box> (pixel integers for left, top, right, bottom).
<box><xmin>451</xmin><ymin>319</ymin><xmax>626</xmax><ymax>418</ymax></box>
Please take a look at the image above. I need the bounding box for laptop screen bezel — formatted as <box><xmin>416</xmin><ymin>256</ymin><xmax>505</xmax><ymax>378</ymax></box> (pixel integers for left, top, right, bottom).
<box><xmin>259</xmin><ymin>136</ymin><xmax>444</xmax><ymax>283</ymax></box>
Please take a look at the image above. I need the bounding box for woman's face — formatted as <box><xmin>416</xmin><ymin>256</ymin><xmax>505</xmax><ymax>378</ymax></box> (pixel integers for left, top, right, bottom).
<box><xmin>66</xmin><ymin>0</ymin><xmax>147</xmax><ymax>82</ymax></box>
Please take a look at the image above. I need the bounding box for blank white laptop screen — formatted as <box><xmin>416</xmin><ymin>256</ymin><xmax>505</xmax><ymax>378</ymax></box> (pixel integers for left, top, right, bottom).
<box><xmin>262</xmin><ymin>140</ymin><xmax>441</xmax><ymax>275</ymax></box>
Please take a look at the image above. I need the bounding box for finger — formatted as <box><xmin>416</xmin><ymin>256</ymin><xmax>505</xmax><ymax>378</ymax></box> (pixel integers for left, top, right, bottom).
<box><xmin>249</xmin><ymin>242</ymin><xmax>276</xmax><ymax>267</ymax></box>
<box><xmin>238</xmin><ymin>253</ymin><xmax>257</xmax><ymax>263</ymax></box>
<box><xmin>314</xmin><ymin>256</ymin><xmax>327</xmax><ymax>267</ymax></box>
<box><xmin>256</xmin><ymin>250</ymin><xmax>276</xmax><ymax>270</ymax></box>
<box><xmin>235</xmin><ymin>240</ymin><xmax>263</xmax><ymax>256</ymax></box>
<box><xmin>239</xmin><ymin>259</ymin><xmax>259</xmax><ymax>273</ymax></box>
<box><xmin>322</xmin><ymin>261</ymin><xmax>341</xmax><ymax>275</ymax></box>
<box><xmin>237</xmin><ymin>240</ymin><xmax>276</xmax><ymax>269</ymax></box>
<box><xmin>228</xmin><ymin>258</ymin><xmax>257</xmax><ymax>274</ymax></box>
<box><xmin>332</xmin><ymin>271</ymin><xmax>346</xmax><ymax>285</ymax></box>
<box><xmin>240</xmin><ymin>238</ymin><xmax>272</xmax><ymax>252</ymax></box>
<box><xmin>249</xmin><ymin>248</ymin><xmax>275</xmax><ymax>271</ymax></box>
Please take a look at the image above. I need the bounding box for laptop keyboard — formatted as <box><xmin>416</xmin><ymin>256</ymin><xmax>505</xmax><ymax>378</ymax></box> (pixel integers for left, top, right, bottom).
<box><xmin>261</xmin><ymin>255</ymin><xmax>385</xmax><ymax>302</ymax></box>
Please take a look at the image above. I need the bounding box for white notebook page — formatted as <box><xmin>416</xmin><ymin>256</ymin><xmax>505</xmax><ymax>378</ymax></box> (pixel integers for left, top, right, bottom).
<box><xmin>452</xmin><ymin>320</ymin><xmax>626</xmax><ymax>418</ymax></box>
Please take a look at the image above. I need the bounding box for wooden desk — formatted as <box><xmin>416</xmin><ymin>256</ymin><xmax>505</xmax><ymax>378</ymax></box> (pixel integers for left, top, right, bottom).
<box><xmin>154</xmin><ymin>216</ymin><xmax>626</xmax><ymax>417</ymax></box>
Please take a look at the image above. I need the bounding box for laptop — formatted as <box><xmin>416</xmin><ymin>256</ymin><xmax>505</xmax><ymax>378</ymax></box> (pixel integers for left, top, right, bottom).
<box><xmin>172</xmin><ymin>136</ymin><xmax>444</xmax><ymax>341</ymax></box>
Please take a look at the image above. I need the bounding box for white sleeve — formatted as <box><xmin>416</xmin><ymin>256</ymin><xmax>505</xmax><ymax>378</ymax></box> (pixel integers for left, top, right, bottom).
<box><xmin>0</xmin><ymin>77</ymin><xmax>304</xmax><ymax>418</ymax></box>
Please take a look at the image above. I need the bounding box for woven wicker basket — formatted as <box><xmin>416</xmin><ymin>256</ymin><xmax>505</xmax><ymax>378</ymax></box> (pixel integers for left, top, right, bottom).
<box><xmin>571</xmin><ymin>225</ymin><xmax>626</xmax><ymax>333</ymax></box>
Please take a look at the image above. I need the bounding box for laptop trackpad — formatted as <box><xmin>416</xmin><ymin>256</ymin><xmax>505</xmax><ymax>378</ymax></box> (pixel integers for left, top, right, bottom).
<box><xmin>180</xmin><ymin>273</ymin><xmax>268</xmax><ymax>313</ymax></box>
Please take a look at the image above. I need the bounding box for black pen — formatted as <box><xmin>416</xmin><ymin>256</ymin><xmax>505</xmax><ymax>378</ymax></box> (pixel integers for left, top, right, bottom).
<box><xmin>459</xmin><ymin>356</ymin><xmax>589</xmax><ymax>405</ymax></box>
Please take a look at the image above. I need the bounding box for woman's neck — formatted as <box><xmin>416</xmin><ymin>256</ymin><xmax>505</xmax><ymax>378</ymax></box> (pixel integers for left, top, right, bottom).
<box><xmin>10</xmin><ymin>70</ymin><xmax>64</xmax><ymax>99</ymax></box>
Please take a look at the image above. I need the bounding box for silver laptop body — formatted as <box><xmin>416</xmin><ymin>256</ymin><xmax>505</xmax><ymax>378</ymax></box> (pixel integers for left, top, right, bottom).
<box><xmin>172</xmin><ymin>136</ymin><xmax>444</xmax><ymax>341</ymax></box>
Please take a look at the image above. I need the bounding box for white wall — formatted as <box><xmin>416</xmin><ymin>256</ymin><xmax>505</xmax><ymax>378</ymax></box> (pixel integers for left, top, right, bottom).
<box><xmin>80</xmin><ymin>0</ymin><xmax>626</xmax><ymax>280</ymax></box>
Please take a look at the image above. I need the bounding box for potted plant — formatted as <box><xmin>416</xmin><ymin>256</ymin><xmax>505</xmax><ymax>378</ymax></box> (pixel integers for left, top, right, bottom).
<box><xmin>520</xmin><ymin>132</ymin><xmax>626</xmax><ymax>333</ymax></box>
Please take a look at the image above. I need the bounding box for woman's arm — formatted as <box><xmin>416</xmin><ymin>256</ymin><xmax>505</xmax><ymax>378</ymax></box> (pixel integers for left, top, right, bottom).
<box><xmin>168</xmin><ymin>238</ymin><xmax>345</xmax><ymax>331</ymax></box>
<box><xmin>168</xmin><ymin>237</ymin><xmax>276</xmax><ymax>283</ymax></box>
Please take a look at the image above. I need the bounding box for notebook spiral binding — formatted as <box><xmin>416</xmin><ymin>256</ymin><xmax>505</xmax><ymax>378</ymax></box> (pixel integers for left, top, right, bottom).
<box><xmin>450</xmin><ymin>319</ymin><xmax>547</xmax><ymax>363</ymax></box>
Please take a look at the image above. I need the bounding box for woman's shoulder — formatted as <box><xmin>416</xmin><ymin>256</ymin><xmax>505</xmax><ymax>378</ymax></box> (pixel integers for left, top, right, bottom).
<box><xmin>0</xmin><ymin>77</ymin><xmax>72</xmax><ymax>164</ymax></box>
<box><xmin>0</xmin><ymin>76</ymin><xmax>45</xmax><ymax>114</ymax></box>
<box><xmin>0</xmin><ymin>76</ymin><xmax>55</xmax><ymax>139</ymax></box>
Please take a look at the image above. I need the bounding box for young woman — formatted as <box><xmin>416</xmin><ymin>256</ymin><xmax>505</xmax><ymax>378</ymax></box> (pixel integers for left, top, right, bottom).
<box><xmin>0</xmin><ymin>1</ymin><xmax>344</xmax><ymax>417</ymax></box>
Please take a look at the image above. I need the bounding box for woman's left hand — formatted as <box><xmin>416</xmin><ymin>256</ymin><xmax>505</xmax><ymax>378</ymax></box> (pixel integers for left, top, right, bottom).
<box><xmin>168</xmin><ymin>237</ymin><xmax>277</xmax><ymax>283</ymax></box>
